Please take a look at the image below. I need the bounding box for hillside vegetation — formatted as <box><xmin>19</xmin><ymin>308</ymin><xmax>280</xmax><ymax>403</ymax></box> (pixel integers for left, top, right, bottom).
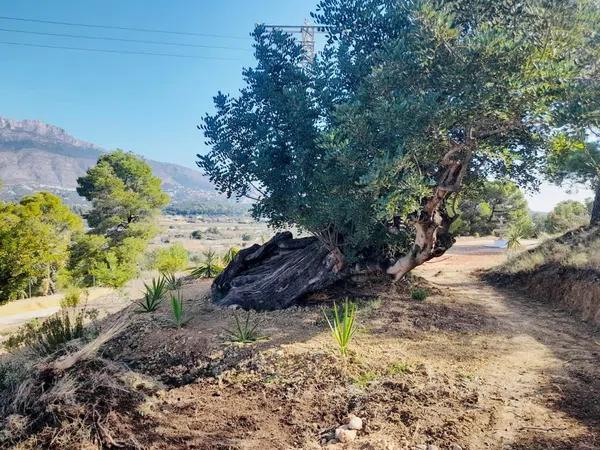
<box><xmin>487</xmin><ymin>226</ymin><xmax>600</xmax><ymax>326</ymax></box>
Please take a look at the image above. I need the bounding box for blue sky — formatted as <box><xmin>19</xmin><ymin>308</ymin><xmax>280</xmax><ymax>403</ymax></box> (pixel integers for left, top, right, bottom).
<box><xmin>1</xmin><ymin>0</ymin><xmax>318</xmax><ymax>166</ymax></box>
<box><xmin>0</xmin><ymin>1</ymin><xmax>592</xmax><ymax>211</ymax></box>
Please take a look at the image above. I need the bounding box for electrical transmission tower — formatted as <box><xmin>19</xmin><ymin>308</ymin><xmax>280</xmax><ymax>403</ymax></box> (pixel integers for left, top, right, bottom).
<box><xmin>262</xmin><ymin>20</ymin><xmax>329</xmax><ymax>63</ymax></box>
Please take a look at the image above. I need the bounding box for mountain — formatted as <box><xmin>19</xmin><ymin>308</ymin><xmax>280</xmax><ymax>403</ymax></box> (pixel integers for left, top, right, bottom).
<box><xmin>0</xmin><ymin>117</ymin><xmax>245</xmax><ymax>215</ymax></box>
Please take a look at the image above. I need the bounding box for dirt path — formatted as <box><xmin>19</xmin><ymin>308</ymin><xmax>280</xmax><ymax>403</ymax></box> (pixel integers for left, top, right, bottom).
<box><xmin>414</xmin><ymin>241</ymin><xmax>600</xmax><ymax>448</ymax></box>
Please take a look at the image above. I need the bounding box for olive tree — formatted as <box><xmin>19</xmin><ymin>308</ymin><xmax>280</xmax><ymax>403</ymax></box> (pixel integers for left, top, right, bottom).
<box><xmin>198</xmin><ymin>0</ymin><xmax>599</xmax><ymax>309</ymax></box>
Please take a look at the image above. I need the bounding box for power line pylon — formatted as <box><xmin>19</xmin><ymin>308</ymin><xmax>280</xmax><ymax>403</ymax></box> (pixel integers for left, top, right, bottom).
<box><xmin>262</xmin><ymin>20</ymin><xmax>329</xmax><ymax>63</ymax></box>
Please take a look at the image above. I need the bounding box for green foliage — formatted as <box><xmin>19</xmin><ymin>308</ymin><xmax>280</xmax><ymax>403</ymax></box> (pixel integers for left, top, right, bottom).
<box><xmin>354</xmin><ymin>370</ymin><xmax>378</xmax><ymax>388</ymax></box>
<box><xmin>507</xmin><ymin>225</ymin><xmax>525</xmax><ymax>250</ymax></box>
<box><xmin>323</xmin><ymin>299</ymin><xmax>357</xmax><ymax>357</ymax></box>
<box><xmin>0</xmin><ymin>192</ymin><xmax>82</xmax><ymax>302</ymax></box>
<box><xmin>545</xmin><ymin>200</ymin><xmax>590</xmax><ymax>233</ymax></box>
<box><xmin>223</xmin><ymin>247</ymin><xmax>240</xmax><ymax>265</ymax></box>
<box><xmin>225</xmin><ymin>310</ymin><xmax>263</xmax><ymax>344</ymax></box>
<box><xmin>60</xmin><ymin>286</ymin><xmax>87</xmax><ymax>309</ymax></box>
<box><xmin>71</xmin><ymin>151</ymin><xmax>169</xmax><ymax>288</ymax></box>
<box><xmin>387</xmin><ymin>361</ymin><xmax>411</xmax><ymax>376</ymax></box>
<box><xmin>136</xmin><ymin>276</ymin><xmax>168</xmax><ymax>312</ymax></box>
<box><xmin>198</xmin><ymin>0</ymin><xmax>599</xmax><ymax>265</ymax></box>
<box><xmin>191</xmin><ymin>250</ymin><xmax>224</xmax><ymax>278</ymax></box>
<box><xmin>240</xmin><ymin>233</ymin><xmax>252</xmax><ymax>242</ymax></box>
<box><xmin>410</xmin><ymin>288</ymin><xmax>429</xmax><ymax>301</ymax></box>
<box><xmin>170</xmin><ymin>291</ymin><xmax>185</xmax><ymax>328</ymax></box>
<box><xmin>4</xmin><ymin>309</ymin><xmax>91</xmax><ymax>355</ymax></box>
<box><xmin>151</xmin><ymin>243</ymin><xmax>189</xmax><ymax>274</ymax></box>
<box><xmin>162</xmin><ymin>272</ymin><xmax>182</xmax><ymax>290</ymax></box>
<box><xmin>450</xmin><ymin>181</ymin><xmax>535</xmax><ymax>237</ymax></box>
<box><xmin>190</xmin><ymin>230</ymin><xmax>203</xmax><ymax>240</ymax></box>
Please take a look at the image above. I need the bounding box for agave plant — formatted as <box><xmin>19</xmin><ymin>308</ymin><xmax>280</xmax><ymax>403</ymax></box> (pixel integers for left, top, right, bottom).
<box><xmin>224</xmin><ymin>311</ymin><xmax>263</xmax><ymax>343</ymax></box>
<box><xmin>223</xmin><ymin>246</ymin><xmax>240</xmax><ymax>265</ymax></box>
<box><xmin>136</xmin><ymin>276</ymin><xmax>168</xmax><ymax>312</ymax></box>
<box><xmin>162</xmin><ymin>272</ymin><xmax>182</xmax><ymax>290</ymax></box>
<box><xmin>170</xmin><ymin>290</ymin><xmax>185</xmax><ymax>328</ymax></box>
<box><xmin>323</xmin><ymin>299</ymin><xmax>357</xmax><ymax>357</ymax></box>
<box><xmin>507</xmin><ymin>225</ymin><xmax>524</xmax><ymax>250</ymax></box>
<box><xmin>191</xmin><ymin>250</ymin><xmax>224</xmax><ymax>278</ymax></box>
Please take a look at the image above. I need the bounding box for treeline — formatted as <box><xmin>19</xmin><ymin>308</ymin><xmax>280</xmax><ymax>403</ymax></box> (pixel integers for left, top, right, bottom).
<box><xmin>450</xmin><ymin>181</ymin><xmax>593</xmax><ymax>239</ymax></box>
<box><xmin>0</xmin><ymin>150</ymin><xmax>169</xmax><ymax>303</ymax></box>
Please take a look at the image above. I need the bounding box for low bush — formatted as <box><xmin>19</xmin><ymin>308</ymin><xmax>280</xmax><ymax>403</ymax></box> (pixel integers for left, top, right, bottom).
<box><xmin>410</xmin><ymin>288</ymin><xmax>429</xmax><ymax>301</ymax></box>
<box><xmin>60</xmin><ymin>286</ymin><xmax>87</xmax><ymax>309</ymax></box>
<box><xmin>151</xmin><ymin>243</ymin><xmax>189</xmax><ymax>274</ymax></box>
<box><xmin>190</xmin><ymin>230</ymin><xmax>203</xmax><ymax>240</ymax></box>
<box><xmin>240</xmin><ymin>233</ymin><xmax>252</xmax><ymax>242</ymax></box>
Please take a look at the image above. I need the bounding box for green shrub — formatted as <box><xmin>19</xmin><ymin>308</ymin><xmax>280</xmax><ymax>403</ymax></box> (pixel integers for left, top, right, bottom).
<box><xmin>136</xmin><ymin>276</ymin><xmax>168</xmax><ymax>312</ymax></box>
<box><xmin>387</xmin><ymin>361</ymin><xmax>411</xmax><ymax>375</ymax></box>
<box><xmin>323</xmin><ymin>299</ymin><xmax>357</xmax><ymax>357</ymax></box>
<box><xmin>191</xmin><ymin>250</ymin><xmax>224</xmax><ymax>278</ymax></box>
<box><xmin>60</xmin><ymin>286</ymin><xmax>87</xmax><ymax>309</ymax></box>
<box><xmin>190</xmin><ymin>230</ymin><xmax>203</xmax><ymax>240</ymax></box>
<box><xmin>410</xmin><ymin>288</ymin><xmax>428</xmax><ymax>301</ymax></box>
<box><xmin>225</xmin><ymin>311</ymin><xmax>263</xmax><ymax>343</ymax></box>
<box><xmin>170</xmin><ymin>291</ymin><xmax>185</xmax><ymax>328</ymax></box>
<box><xmin>152</xmin><ymin>243</ymin><xmax>189</xmax><ymax>274</ymax></box>
<box><xmin>240</xmin><ymin>233</ymin><xmax>252</xmax><ymax>242</ymax></box>
<box><xmin>4</xmin><ymin>310</ymin><xmax>91</xmax><ymax>355</ymax></box>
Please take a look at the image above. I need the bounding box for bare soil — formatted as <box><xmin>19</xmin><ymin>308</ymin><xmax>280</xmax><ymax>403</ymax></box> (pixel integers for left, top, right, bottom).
<box><xmin>3</xmin><ymin>239</ymin><xmax>599</xmax><ymax>449</ymax></box>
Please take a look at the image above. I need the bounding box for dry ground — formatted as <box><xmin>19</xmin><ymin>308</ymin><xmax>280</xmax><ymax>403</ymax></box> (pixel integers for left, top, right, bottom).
<box><xmin>2</xmin><ymin>238</ymin><xmax>599</xmax><ymax>449</ymax></box>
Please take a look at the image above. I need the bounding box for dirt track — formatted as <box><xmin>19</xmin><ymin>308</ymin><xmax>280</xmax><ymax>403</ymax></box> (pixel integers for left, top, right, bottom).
<box><xmin>414</xmin><ymin>240</ymin><xmax>600</xmax><ymax>448</ymax></box>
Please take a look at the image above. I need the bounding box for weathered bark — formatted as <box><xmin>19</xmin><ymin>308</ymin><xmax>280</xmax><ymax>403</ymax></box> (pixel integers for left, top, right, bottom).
<box><xmin>387</xmin><ymin>141</ymin><xmax>470</xmax><ymax>280</ymax></box>
<box><xmin>212</xmin><ymin>231</ymin><xmax>348</xmax><ymax>310</ymax></box>
<box><xmin>591</xmin><ymin>183</ymin><xmax>600</xmax><ymax>224</ymax></box>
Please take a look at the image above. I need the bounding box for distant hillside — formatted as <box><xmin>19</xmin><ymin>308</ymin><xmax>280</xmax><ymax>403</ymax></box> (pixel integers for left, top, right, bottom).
<box><xmin>0</xmin><ymin>117</ymin><xmax>246</xmax><ymax>215</ymax></box>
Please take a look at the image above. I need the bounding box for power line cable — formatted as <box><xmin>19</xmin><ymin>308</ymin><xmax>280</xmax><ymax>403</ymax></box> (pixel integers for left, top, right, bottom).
<box><xmin>0</xmin><ymin>27</ymin><xmax>250</xmax><ymax>51</ymax></box>
<box><xmin>0</xmin><ymin>15</ymin><xmax>250</xmax><ymax>40</ymax></box>
<box><xmin>0</xmin><ymin>40</ymin><xmax>241</xmax><ymax>60</ymax></box>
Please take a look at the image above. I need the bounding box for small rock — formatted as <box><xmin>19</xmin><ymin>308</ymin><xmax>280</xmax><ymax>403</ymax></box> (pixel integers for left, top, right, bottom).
<box><xmin>414</xmin><ymin>446</ymin><xmax>427</xmax><ymax>450</ymax></box>
<box><xmin>427</xmin><ymin>446</ymin><xmax>440</xmax><ymax>450</ymax></box>
<box><xmin>335</xmin><ymin>425</ymin><xmax>357</xmax><ymax>443</ymax></box>
<box><xmin>449</xmin><ymin>445</ymin><xmax>462</xmax><ymax>450</ymax></box>
<box><xmin>228</xmin><ymin>304</ymin><xmax>240</xmax><ymax>310</ymax></box>
<box><xmin>347</xmin><ymin>414</ymin><xmax>363</xmax><ymax>430</ymax></box>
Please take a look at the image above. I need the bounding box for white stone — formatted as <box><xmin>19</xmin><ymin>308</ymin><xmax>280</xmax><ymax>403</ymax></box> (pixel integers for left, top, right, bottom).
<box><xmin>347</xmin><ymin>414</ymin><xmax>363</xmax><ymax>430</ymax></box>
<box><xmin>335</xmin><ymin>425</ymin><xmax>357</xmax><ymax>443</ymax></box>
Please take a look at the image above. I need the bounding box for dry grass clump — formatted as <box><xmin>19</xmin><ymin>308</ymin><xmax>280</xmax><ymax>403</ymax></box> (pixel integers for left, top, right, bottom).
<box><xmin>0</xmin><ymin>321</ymin><xmax>157</xmax><ymax>449</ymax></box>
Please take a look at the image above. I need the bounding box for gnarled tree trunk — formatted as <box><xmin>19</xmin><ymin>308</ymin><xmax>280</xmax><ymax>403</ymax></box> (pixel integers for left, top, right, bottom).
<box><xmin>212</xmin><ymin>232</ymin><xmax>348</xmax><ymax>310</ymax></box>
<box><xmin>212</xmin><ymin>142</ymin><xmax>474</xmax><ymax>309</ymax></box>
<box><xmin>591</xmin><ymin>183</ymin><xmax>600</xmax><ymax>224</ymax></box>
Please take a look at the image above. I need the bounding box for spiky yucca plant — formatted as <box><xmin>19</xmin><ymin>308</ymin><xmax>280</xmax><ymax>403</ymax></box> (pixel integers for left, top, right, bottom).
<box><xmin>225</xmin><ymin>311</ymin><xmax>263</xmax><ymax>343</ymax></box>
<box><xmin>170</xmin><ymin>290</ymin><xmax>185</xmax><ymax>328</ymax></box>
<box><xmin>323</xmin><ymin>299</ymin><xmax>357</xmax><ymax>357</ymax></box>
<box><xmin>162</xmin><ymin>272</ymin><xmax>182</xmax><ymax>290</ymax></box>
<box><xmin>191</xmin><ymin>250</ymin><xmax>224</xmax><ymax>278</ymax></box>
<box><xmin>223</xmin><ymin>247</ymin><xmax>240</xmax><ymax>265</ymax></box>
<box><xmin>136</xmin><ymin>276</ymin><xmax>167</xmax><ymax>312</ymax></box>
